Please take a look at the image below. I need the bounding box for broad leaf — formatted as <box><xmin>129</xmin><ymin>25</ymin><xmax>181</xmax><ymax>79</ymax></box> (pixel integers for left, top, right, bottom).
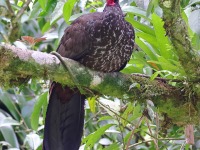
<box><xmin>126</xmin><ymin>17</ymin><xmax>155</xmax><ymax>36</ymax></box>
<box><xmin>0</xmin><ymin>91</ymin><xmax>20</xmax><ymax>121</ymax></box>
<box><xmin>0</xmin><ymin>118</ymin><xmax>20</xmax><ymax>127</ymax></box>
<box><xmin>31</xmin><ymin>91</ymin><xmax>48</xmax><ymax>130</ymax></box>
<box><xmin>83</xmin><ymin>124</ymin><xmax>114</xmax><ymax>148</ymax></box>
<box><xmin>88</xmin><ymin>97</ymin><xmax>96</xmax><ymax>113</ymax></box>
<box><xmin>63</xmin><ymin>0</ymin><xmax>77</xmax><ymax>23</ymax></box>
<box><xmin>152</xmin><ymin>13</ymin><xmax>172</xmax><ymax>59</ymax></box>
<box><xmin>122</xmin><ymin>6</ymin><xmax>150</xmax><ymax>21</ymax></box>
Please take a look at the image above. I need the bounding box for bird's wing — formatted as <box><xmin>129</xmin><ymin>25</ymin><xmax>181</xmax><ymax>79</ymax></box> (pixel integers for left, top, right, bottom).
<box><xmin>56</xmin><ymin>12</ymin><xmax>103</xmax><ymax>60</ymax></box>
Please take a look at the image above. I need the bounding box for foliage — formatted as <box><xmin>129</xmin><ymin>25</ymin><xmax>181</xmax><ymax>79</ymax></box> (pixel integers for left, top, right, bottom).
<box><xmin>0</xmin><ymin>0</ymin><xmax>200</xmax><ymax>149</ymax></box>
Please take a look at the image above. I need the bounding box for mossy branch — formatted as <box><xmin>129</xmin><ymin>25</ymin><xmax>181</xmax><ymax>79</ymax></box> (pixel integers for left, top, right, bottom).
<box><xmin>158</xmin><ymin>0</ymin><xmax>200</xmax><ymax>113</ymax></box>
<box><xmin>0</xmin><ymin>44</ymin><xmax>199</xmax><ymax>126</ymax></box>
<box><xmin>159</xmin><ymin>0</ymin><xmax>200</xmax><ymax>79</ymax></box>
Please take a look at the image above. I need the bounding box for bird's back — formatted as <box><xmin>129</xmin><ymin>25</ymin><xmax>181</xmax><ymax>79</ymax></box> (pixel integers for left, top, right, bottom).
<box><xmin>57</xmin><ymin>6</ymin><xmax>135</xmax><ymax>72</ymax></box>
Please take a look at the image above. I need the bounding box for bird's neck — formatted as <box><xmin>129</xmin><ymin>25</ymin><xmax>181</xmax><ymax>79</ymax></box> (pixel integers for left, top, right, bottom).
<box><xmin>103</xmin><ymin>2</ymin><xmax>122</xmax><ymax>14</ymax></box>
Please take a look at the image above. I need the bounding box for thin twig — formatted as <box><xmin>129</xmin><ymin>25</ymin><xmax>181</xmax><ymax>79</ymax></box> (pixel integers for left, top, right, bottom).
<box><xmin>125</xmin><ymin>125</ymin><xmax>158</xmax><ymax>141</ymax></box>
<box><xmin>116</xmin><ymin>116</ymin><xmax>125</xmax><ymax>149</ymax></box>
<box><xmin>125</xmin><ymin>116</ymin><xmax>144</xmax><ymax>150</ymax></box>
<box><xmin>5</xmin><ymin>0</ymin><xmax>14</xmax><ymax>15</ymax></box>
<box><xmin>128</xmin><ymin>138</ymin><xmax>185</xmax><ymax>148</ymax></box>
<box><xmin>132</xmin><ymin>73</ymin><xmax>183</xmax><ymax>83</ymax></box>
<box><xmin>0</xmin><ymin>32</ymin><xmax>9</xmax><ymax>43</ymax></box>
<box><xmin>96</xmin><ymin>100</ymin><xmax>164</xmax><ymax>145</ymax></box>
<box><xmin>16</xmin><ymin>0</ymin><xmax>32</xmax><ymax>21</ymax></box>
<box><xmin>155</xmin><ymin>113</ymin><xmax>159</xmax><ymax>147</ymax></box>
<box><xmin>12</xmin><ymin>101</ymin><xmax>30</xmax><ymax>132</ymax></box>
<box><xmin>85</xmin><ymin>111</ymin><xmax>101</xmax><ymax>124</ymax></box>
<box><xmin>159</xmin><ymin>138</ymin><xmax>185</xmax><ymax>140</ymax></box>
<box><xmin>180</xmin><ymin>141</ymin><xmax>186</xmax><ymax>150</ymax></box>
<box><xmin>146</xmin><ymin>118</ymin><xmax>159</xmax><ymax>150</ymax></box>
<box><xmin>129</xmin><ymin>139</ymin><xmax>153</xmax><ymax>147</ymax></box>
<box><xmin>98</xmin><ymin>100</ymin><xmax>134</xmax><ymax>125</ymax></box>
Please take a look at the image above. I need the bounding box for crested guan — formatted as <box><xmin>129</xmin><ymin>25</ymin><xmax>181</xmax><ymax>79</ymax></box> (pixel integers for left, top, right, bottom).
<box><xmin>43</xmin><ymin>0</ymin><xmax>135</xmax><ymax>149</ymax></box>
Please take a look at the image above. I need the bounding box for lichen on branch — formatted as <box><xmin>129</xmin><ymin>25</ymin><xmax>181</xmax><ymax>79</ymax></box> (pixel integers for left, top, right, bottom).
<box><xmin>159</xmin><ymin>0</ymin><xmax>200</xmax><ymax>78</ymax></box>
<box><xmin>0</xmin><ymin>43</ymin><xmax>199</xmax><ymax>126</ymax></box>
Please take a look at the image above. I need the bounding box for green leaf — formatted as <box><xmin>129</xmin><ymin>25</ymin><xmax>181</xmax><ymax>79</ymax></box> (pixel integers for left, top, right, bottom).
<box><xmin>0</xmin><ymin>112</ymin><xmax>19</xmax><ymax>148</ymax></box>
<box><xmin>88</xmin><ymin>97</ymin><xmax>96</xmax><ymax>113</ymax></box>
<box><xmin>17</xmin><ymin>1</ymin><xmax>23</xmax><ymax>7</ymax></box>
<box><xmin>186</xmin><ymin>0</ymin><xmax>200</xmax><ymax>7</ymax></box>
<box><xmin>0</xmin><ymin>118</ymin><xmax>20</xmax><ymax>127</ymax></box>
<box><xmin>122</xmin><ymin>6</ymin><xmax>150</xmax><ymax>21</ymax></box>
<box><xmin>152</xmin><ymin>13</ymin><xmax>172</xmax><ymax>59</ymax></box>
<box><xmin>134</xmin><ymin>51</ymin><xmax>150</xmax><ymax>66</ymax></box>
<box><xmin>50</xmin><ymin>1</ymin><xmax>65</xmax><ymax>24</ymax></box>
<box><xmin>42</xmin><ymin>21</ymin><xmax>51</xmax><ymax>34</ymax></box>
<box><xmin>31</xmin><ymin>91</ymin><xmax>48</xmax><ymax>130</ymax></box>
<box><xmin>192</xmin><ymin>34</ymin><xmax>200</xmax><ymax>50</ymax></box>
<box><xmin>148</xmin><ymin>57</ymin><xmax>185</xmax><ymax>75</ymax></box>
<box><xmin>121</xmin><ymin>103</ymin><xmax>134</xmax><ymax>126</ymax></box>
<box><xmin>121</xmin><ymin>65</ymin><xmax>143</xmax><ymax>74</ymax></box>
<box><xmin>0</xmin><ymin>91</ymin><xmax>20</xmax><ymax>121</ymax></box>
<box><xmin>130</xmin><ymin>104</ymin><xmax>142</xmax><ymax>121</ymax></box>
<box><xmin>126</xmin><ymin>17</ymin><xmax>155</xmax><ymax>36</ymax></box>
<box><xmin>146</xmin><ymin>0</ymin><xmax>158</xmax><ymax>17</ymax></box>
<box><xmin>30</xmin><ymin>79</ymin><xmax>37</xmax><ymax>91</ymax></box>
<box><xmin>136</xmin><ymin>32</ymin><xmax>159</xmax><ymax>54</ymax></box>
<box><xmin>39</xmin><ymin>0</ymin><xmax>57</xmax><ymax>17</ymax></box>
<box><xmin>42</xmin><ymin>92</ymin><xmax>48</xmax><ymax>124</ymax></box>
<box><xmin>150</xmin><ymin>70</ymin><xmax>183</xmax><ymax>80</ymax></box>
<box><xmin>29</xmin><ymin>2</ymin><xmax>42</xmax><ymax>19</ymax></box>
<box><xmin>150</xmin><ymin>71</ymin><xmax>160</xmax><ymax>80</ymax></box>
<box><xmin>157</xmin><ymin>56</ymin><xmax>182</xmax><ymax>73</ymax></box>
<box><xmin>135</xmin><ymin>36</ymin><xmax>157</xmax><ymax>61</ymax></box>
<box><xmin>83</xmin><ymin>124</ymin><xmax>114</xmax><ymax>149</ymax></box>
<box><xmin>69</xmin><ymin>13</ymin><xmax>86</xmax><ymax>22</ymax></box>
<box><xmin>124</xmin><ymin>131</ymin><xmax>131</xmax><ymax>143</ymax></box>
<box><xmin>103</xmin><ymin>143</ymin><xmax>120</xmax><ymax>150</ymax></box>
<box><xmin>63</xmin><ymin>0</ymin><xmax>77</xmax><ymax>23</ymax></box>
<box><xmin>121</xmin><ymin>103</ymin><xmax>142</xmax><ymax>126</ymax></box>
<box><xmin>0</xmin><ymin>126</ymin><xmax>19</xmax><ymax>148</ymax></box>
<box><xmin>98</xmin><ymin>116</ymin><xmax>113</xmax><ymax>122</ymax></box>
<box><xmin>38</xmin><ymin>0</ymin><xmax>46</xmax><ymax>10</ymax></box>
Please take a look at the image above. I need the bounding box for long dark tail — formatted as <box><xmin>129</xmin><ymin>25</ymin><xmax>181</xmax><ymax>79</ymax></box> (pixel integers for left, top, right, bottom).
<box><xmin>43</xmin><ymin>83</ymin><xmax>85</xmax><ymax>150</ymax></box>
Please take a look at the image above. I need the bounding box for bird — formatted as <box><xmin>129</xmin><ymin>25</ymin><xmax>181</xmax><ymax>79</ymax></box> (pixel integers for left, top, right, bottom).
<box><xmin>43</xmin><ymin>0</ymin><xmax>135</xmax><ymax>150</ymax></box>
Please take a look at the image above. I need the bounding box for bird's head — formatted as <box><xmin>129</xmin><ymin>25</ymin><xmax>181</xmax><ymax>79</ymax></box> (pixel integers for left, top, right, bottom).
<box><xmin>106</xmin><ymin>0</ymin><xmax>119</xmax><ymax>6</ymax></box>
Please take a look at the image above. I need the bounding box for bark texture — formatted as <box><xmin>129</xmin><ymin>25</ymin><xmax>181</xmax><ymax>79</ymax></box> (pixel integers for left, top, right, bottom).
<box><xmin>0</xmin><ymin>44</ymin><xmax>199</xmax><ymax>126</ymax></box>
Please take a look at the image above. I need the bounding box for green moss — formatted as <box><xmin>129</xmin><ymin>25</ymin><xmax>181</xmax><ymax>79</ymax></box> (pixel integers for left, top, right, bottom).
<box><xmin>158</xmin><ymin>100</ymin><xmax>199</xmax><ymax>125</ymax></box>
<box><xmin>75</xmin><ymin>69</ymin><xmax>92</xmax><ymax>87</ymax></box>
<box><xmin>59</xmin><ymin>63</ymin><xmax>93</xmax><ymax>88</ymax></box>
<box><xmin>97</xmin><ymin>74</ymin><xmax>129</xmax><ymax>98</ymax></box>
<box><xmin>0</xmin><ymin>53</ymin><xmax>40</xmax><ymax>87</ymax></box>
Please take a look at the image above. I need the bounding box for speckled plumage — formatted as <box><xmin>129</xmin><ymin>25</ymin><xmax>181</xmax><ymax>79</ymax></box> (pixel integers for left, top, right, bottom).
<box><xmin>57</xmin><ymin>2</ymin><xmax>135</xmax><ymax>72</ymax></box>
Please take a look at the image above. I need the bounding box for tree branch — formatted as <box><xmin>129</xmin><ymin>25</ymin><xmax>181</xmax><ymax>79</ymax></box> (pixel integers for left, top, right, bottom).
<box><xmin>158</xmin><ymin>1</ymin><xmax>200</xmax><ymax>128</ymax></box>
<box><xmin>5</xmin><ymin>0</ymin><xmax>14</xmax><ymax>15</ymax></box>
<box><xmin>15</xmin><ymin>0</ymin><xmax>32</xmax><ymax>21</ymax></box>
<box><xmin>0</xmin><ymin>44</ymin><xmax>199</xmax><ymax>126</ymax></box>
<box><xmin>159</xmin><ymin>0</ymin><xmax>200</xmax><ymax>79</ymax></box>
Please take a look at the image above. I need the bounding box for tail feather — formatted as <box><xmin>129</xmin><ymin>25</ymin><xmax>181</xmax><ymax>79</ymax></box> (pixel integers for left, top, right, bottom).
<box><xmin>43</xmin><ymin>83</ymin><xmax>85</xmax><ymax>150</ymax></box>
